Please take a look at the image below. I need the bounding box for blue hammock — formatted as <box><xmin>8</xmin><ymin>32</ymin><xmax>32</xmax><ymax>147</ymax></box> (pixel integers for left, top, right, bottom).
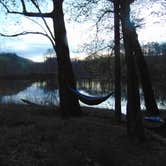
<box><xmin>144</xmin><ymin>116</ymin><xmax>164</xmax><ymax>123</ymax></box>
<box><xmin>69</xmin><ymin>87</ymin><xmax>113</xmax><ymax>105</ymax></box>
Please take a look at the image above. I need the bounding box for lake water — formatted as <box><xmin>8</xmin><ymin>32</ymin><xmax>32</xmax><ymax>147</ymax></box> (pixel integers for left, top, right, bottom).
<box><xmin>0</xmin><ymin>79</ymin><xmax>166</xmax><ymax>114</ymax></box>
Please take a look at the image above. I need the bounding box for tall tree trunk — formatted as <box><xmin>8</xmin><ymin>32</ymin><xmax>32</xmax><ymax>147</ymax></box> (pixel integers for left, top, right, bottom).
<box><xmin>53</xmin><ymin>0</ymin><xmax>81</xmax><ymax>117</ymax></box>
<box><xmin>128</xmin><ymin>26</ymin><xmax>159</xmax><ymax>116</ymax></box>
<box><xmin>114</xmin><ymin>0</ymin><xmax>121</xmax><ymax>122</ymax></box>
<box><xmin>120</xmin><ymin>0</ymin><xmax>145</xmax><ymax>140</ymax></box>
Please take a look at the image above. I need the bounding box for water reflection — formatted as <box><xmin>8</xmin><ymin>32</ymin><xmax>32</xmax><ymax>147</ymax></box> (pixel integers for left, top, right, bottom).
<box><xmin>0</xmin><ymin>79</ymin><xmax>166</xmax><ymax>114</ymax></box>
<box><xmin>1</xmin><ymin>81</ymin><xmax>59</xmax><ymax>106</ymax></box>
<box><xmin>77</xmin><ymin>80</ymin><xmax>114</xmax><ymax>94</ymax></box>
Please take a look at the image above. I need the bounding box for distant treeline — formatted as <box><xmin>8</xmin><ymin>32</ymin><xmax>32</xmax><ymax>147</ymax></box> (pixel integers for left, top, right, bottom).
<box><xmin>142</xmin><ymin>42</ymin><xmax>166</xmax><ymax>56</ymax></box>
<box><xmin>73</xmin><ymin>41</ymin><xmax>166</xmax><ymax>81</ymax></box>
<box><xmin>0</xmin><ymin>49</ymin><xmax>166</xmax><ymax>83</ymax></box>
<box><xmin>72</xmin><ymin>54</ymin><xmax>166</xmax><ymax>83</ymax></box>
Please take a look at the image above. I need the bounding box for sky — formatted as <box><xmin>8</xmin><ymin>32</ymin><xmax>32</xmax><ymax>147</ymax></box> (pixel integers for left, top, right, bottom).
<box><xmin>0</xmin><ymin>0</ymin><xmax>165</xmax><ymax>62</ymax></box>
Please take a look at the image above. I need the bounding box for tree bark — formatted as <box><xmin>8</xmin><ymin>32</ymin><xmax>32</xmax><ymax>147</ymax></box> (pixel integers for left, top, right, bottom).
<box><xmin>120</xmin><ymin>0</ymin><xmax>145</xmax><ymax>140</ymax></box>
<box><xmin>114</xmin><ymin>0</ymin><xmax>122</xmax><ymax>122</ymax></box>
<box><xmin>128</xmin><ymin>26</ymin><xmax>159</xmax><ymax>116</ymax></box>
<box><xmin>52</xmin><ymin>0</ymin><xmax>81</xmax><ymax>117</ymax></box>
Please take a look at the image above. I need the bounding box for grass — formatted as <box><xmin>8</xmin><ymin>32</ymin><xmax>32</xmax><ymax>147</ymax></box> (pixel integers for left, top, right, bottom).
<box><xmin>0</xmin><ymin>104</ymin><xmax>166</xmax><ymax>166</ymax></box>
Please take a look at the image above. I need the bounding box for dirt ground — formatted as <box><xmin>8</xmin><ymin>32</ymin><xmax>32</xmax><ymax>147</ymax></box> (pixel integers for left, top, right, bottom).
<box><xmin>0</xmin><ymin>104</ymin><xmax>166</xmax><ymax>166</ymax></box>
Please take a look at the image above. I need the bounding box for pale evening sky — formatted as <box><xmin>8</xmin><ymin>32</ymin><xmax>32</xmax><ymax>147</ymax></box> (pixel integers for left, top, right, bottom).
<box><xmin>0</xmin><ymin>0</ymin><xmax>165</xmax><ymax>62</ymax></box>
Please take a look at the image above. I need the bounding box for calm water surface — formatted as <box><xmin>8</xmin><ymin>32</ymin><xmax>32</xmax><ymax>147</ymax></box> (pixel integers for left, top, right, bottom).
<box><xmin>0</xmin><ymin>80</ymin><xmax>166</xmax><ymax>114</ymax></box>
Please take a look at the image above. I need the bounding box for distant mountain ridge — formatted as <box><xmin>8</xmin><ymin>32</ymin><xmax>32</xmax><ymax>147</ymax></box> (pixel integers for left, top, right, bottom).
<box><xmin>0</xmin><ymin>52</ymin><xmax>34</xmax><ymax>74</ymax></box>
<box><xmin>0</xmin><ymin>52</ymin><xmax>33</xmax><ymax>63</ymax></box>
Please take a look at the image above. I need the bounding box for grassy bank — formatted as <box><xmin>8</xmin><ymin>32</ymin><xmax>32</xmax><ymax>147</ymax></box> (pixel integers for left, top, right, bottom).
<box><xmin>0</xmin><ymin>104</ymin><xmax>166</xmax><ymax>166</ymax></box>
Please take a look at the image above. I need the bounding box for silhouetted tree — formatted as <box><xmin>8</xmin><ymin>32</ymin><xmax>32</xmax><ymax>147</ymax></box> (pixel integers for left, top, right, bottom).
<box><xmin>114</xmin><ymin>0</ymin><xmax>121</xmax><ymax>122</ymax></box>
<box><xmin>121</xmin><ymin>8</ymin><xmax>159</xmax><ymax>116</ymax></box>
<box><xmin>52</xmin><ymin>0</ymin><xmax>81</xmax><ymax>117</ymax></box>
<box><xmin>69</xmin><ymin>0</ymin><xmax>122</xmax><ymax>121</ymax></box>
<box><xmin>120</xmin><ymin>0</ymin><xmax>145</xmax><ymax>140</ymax></box>
<box><xmin>0</xmin><ymin>0</ymin><xmax>82</xmax><ymax>117</ymax></box>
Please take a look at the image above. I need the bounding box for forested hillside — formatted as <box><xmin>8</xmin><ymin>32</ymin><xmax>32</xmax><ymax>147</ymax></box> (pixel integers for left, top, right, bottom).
<box><xmin>0</xmin><ymin>53</ymin><xmax>57</xmax><ymax>76</ymax></box>
<box><xmin>0</xmin><ymin>53</ymin><xmax>33</xmax><ymax>74</ymax></box>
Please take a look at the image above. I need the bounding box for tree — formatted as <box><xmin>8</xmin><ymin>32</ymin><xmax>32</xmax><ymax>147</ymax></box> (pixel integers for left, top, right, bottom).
<box><xmin>68</xmin><ymin>0</ymin><xmax>115</xmax><ymax>55</ymax></box>
<box><xmin>52</xmin><ymin>0</ymin><xmax>81</xmax><ymax>117</ymax></box>
<box><xmin>125</xmin><ymin>25</ymin><xmax>159</xmax><ymax>117</ymax></box>
<box><xmin>114</xmin><ymin>0</ymin><xmax>121</xmax><ymax>122</ymax></box>
<box><xmin>0</xmin><ymin>0</ymin><xmax>82</xmax><ymax>117</ymax></box>
<box><xmin>70</xmin><ymin>0</ymin><xmax>161</xmax><ymax>139</ymax></box>
<box><xmin>69</xmin><ymin>0</ymin><xmax>143</xmax><ymax>139</ymax></box>
<box><xmin>69</xmin><ymin>0</ymin><xmax>123</xmax><ymax>121</ymax></box>
<box><xmin>120</xmin><ymin>0</ymin><xmax>145</xmax><ymax>140</ymax></box>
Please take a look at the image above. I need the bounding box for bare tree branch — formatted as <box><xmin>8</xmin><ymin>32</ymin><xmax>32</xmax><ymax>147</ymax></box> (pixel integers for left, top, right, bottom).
<box><xmin>94</xmin><ymin>9</ymin><xmax>114</xmax><ymax>42</ymax></box>
<box><xmin>10</xmin><ymin>10</ymin><xmax>52</xmax><ymax>18</ymax></box>
<box><xmin>0</xmin><ymin>0</ymin><xmax>55</xmax><ymax>45</ymax></box>
<box><xmin>96</xmin><ymin>9</ymin><xmax>114</xmax><ymax>25</ymax></box>
<box><xmin>30</xmin><ymin>0</ymin><xmax>55</xmax><ymax>42</ymax></box>
<box><xmin>0</xmin><ymin>31</ymin><xmax>55</xmax><ymax>49</ymax></box>
<box><xmin>0</xmin><ymin>1</ymin><xmax>52</xmax><ymax>18</ymax></box>
<box><xmin>20</xmin><ymin>0</ymin><xmax>26</xmax><ymax>12</ymax></box>
<box><xmin>0</xmin><ymin>1</ymin><xmax>10</xmax><ymax>13</ymax></box>
<box><xmin>25</xmin><ymin>16</ymin><xmax>50</xmax><ymax>36</ymax></box>
<box><xmin>89</xmin><ymin>44</ymin><xmax>114</xmax><ymax>56</ymax></box>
